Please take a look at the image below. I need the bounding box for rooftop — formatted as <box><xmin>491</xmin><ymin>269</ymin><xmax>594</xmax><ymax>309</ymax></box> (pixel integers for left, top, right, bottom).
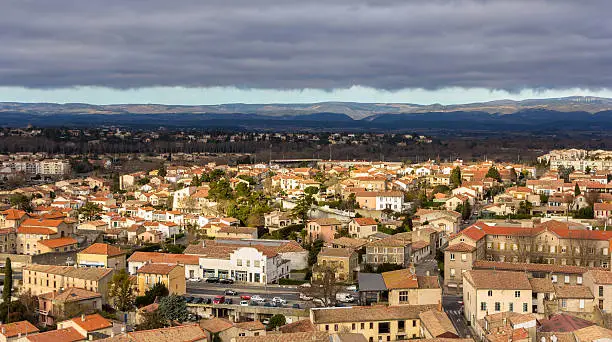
<box><xmin>136</xmin><ymin>263</ymin><xmax>181</xmax><ymax>275</ymax></box>
<box><xmin>25</xmin><ymin>327</ymin><xmax>84</xmax><ymax>342</ymax></box>
<box><xmin>0</xmin><ymin>320</ymin><xmax>39</xmax><ymax>338</ymax></box>
<box><xmin>80</xmin><ymin>243</ymin><xmax>125</xmax><ymax>257</ymax></box>
<box><xmin>464</xmin><ymin>270</ymin><xmax>531</xmax><ymax>290</ymax></box>
<box><xmin>24</xmin><ymin>264</ymin><xmax>112</xmax><ymax>281</ymax></box>
<box><xmin>69</xmin><ymin>313</ymin><xmax>112</xmax><ymax>332</ymax></box>
<box><xmin>311</xmin><ymin>304</ymin><xmax>438</xmax><ymax>324</ymax></box>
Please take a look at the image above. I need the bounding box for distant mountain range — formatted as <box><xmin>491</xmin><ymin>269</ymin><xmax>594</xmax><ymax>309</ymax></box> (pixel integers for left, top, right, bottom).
<box><xmin>1</xmin><ymin>96</ymin><xmax>612</xmax><ymax>131</ymax></box>
<box><xmin>2</xmin><ymin>96</ymin><xmax>612</xmax><ymax>120</ymax></box>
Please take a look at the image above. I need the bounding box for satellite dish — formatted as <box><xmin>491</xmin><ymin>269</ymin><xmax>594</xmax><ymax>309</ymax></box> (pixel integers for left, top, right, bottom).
<box><xmin>551</xmin><ymin>335</ymin><xmax>557</xmax><ymax>342</ymax></box>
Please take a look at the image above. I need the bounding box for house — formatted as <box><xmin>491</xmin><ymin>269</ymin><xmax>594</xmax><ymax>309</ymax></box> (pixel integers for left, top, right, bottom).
<box><xmin>98</xmin><ymin>324</ymin><xmax>207</xmax><ymax>342</ymax></box>
<box><xmin>22</xmin><ymin>327</ymin><xmax>85</xmax><ymax>342</ymax></box>
<box><xmin>381</xmin><ymin>268</ymin><xmax>441</xmax><ymax>306</ymax></box>
<box><xmin>38</xmin><ymin>288</ymin><xmax>102</xmax><ymax>326</ymax></box>
<box><xmin>313</xmin><ymin>248</ymin><xmax>358</xmax><ymax>283</ymax></box>
<box><xmin>57</xmin><ymin>313</ymin><xmax>113</xmax><ymax>340</ymax></box>
<box><xmin>553</xmin><ymin>285</ymin><xmax>595</xmax><ymax>315</ymax></box>
<box><xmin>354</xmin><ymin>191</ymin><xmax>404</xmax><ymax>212</ymax></box>
<box><xmin>184</xmin><ymin>241</ymin><xmax>290</xmax><ymax>284</ymax></box>
<box><xmin>37</xmin><ymin>237</ymin><xmax>78</xmax><ymax>254</ymax></box>
<box><xmin>136</xmin><ymin>263</ymin><xmax>186</xmax><ymax>296</ymax></box>
<box><xmin>583</xmin><ymin>269</ymin><xmax>612</xmax><ymax>312</ymax></box>
<box><xmin>443</xmin><ymin>225</ymin><xmax>486</xmax><ymax>294</ymax></box>
<box><xmin>77</xmin><ymin>243</ymin><xmax>126</xmax><ymax>270</ymax></box>
<box><xmin>0</xmin><ymin>209</ymin><xmax>28</xmax><ymax>228</ymax></box>
<box><xmin>0</xmin><ymin>321</ymin><xmax>39</xmax><ymax>342</ymax></box>
<box><xmin>365</xmin><ymin>232</ymin><xmax>412</xmax><ymax>267</ymax></box>
<box><xmin>309</xmin><ymin>304</ymin><xmax>438</xmax><ymax>341</ymax></box>
<box><xmin>474</xmin><ymin>311</ymin><xmax>536</xmax><ymax>342</ymax></box>
<box><xmin>306</xmin><ymin>218</ymin><xmax>342</xmax><ymax>243</ymax></box>
<box><xmin>199</xmin><ymin>318</ymin><xmax>266</xmax><ymax>341</ymax></box>
<box><xmin>16</xmin><ymin>218</ymin><xmax>74</xmax><ymax>255</ymax></box>
<box><xmin>463</xmin><ymin>270</ymin><xmax>532</xmax><ymax>327</ymax></box>
<box><xmin>594</xmin><ymin>202</ymin><xmax>612</xmax><ymax>224</ymax></box>
<box><xmin>127</xmin><ymin>252</ymin><xmax>200</xmax><ymax>279</ymax></box>
<box><xmin>264</xmin><ymin>210</ymin><xmax>295</xmax><ymax>232</ymax></box>
<box><xmin>348</xmin><ymin>217</ymin><xmax>378</xmax><ymax>239</ymax></box>
<box><xmin>444</xmin><ymin>194</ymin><xmax>469</xmax><ymax>212</ymax></box>
<box><xmin>22</xmin><ymin>264</ymin><xmax>114</xmax><ymax>301</ymax></box>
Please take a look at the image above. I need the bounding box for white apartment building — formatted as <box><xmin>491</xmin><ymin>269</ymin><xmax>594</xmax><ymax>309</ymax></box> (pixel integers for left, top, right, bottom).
<box><xmin>356</xmin><ymin>191</ymin><xmax>404</xmax><ymax>212</ymax></box>
<box><xmin>184</xmin><ymin>241</ymin><xmax>290</xmax><ymax>284</ymax></box>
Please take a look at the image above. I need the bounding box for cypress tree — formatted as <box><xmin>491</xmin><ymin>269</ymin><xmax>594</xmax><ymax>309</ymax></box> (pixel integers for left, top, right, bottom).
<box><xmin>3</xmin><ymin>258</ymin><xmax>12</xmax><ymax>304</ymax></box>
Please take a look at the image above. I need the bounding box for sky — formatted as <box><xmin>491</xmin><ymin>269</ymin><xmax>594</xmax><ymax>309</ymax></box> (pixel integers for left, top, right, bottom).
<box><xmin>2</xmin><ymin>0</ymin><xmax>612</xmax><ymax>105</ymax></box>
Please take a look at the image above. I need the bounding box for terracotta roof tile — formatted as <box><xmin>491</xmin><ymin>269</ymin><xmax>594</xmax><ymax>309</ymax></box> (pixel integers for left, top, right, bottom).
<box><xmin>235</xmin><ymin>331</ymin><xmax>329</xmax><ymax>342</ymax></box>
<box><xmin>0</xmin><ymin>321</ymin><xmax>39</xmax><ymax>338</ymax></box>
<box><xmin>24</xmin><ymin>264</ymin><xmax>112</xmax><ymax>281</ymax></box>
<box><xmin>319</xmin><ymin>247</ymin><xmax>355</xmax><ymax>258</ymax></box>
<box><xmin>353</xmin><ymin>218</ymin><xmax>377</xmax><ymax>226</ymax></box>
<box><xmin>554</xmin><ymin>285</ymin><xmax>594</xmax><ymax>299</ymax></box>
<box><xmin>382</xmin><ymin>268</ymin><xmax>418</xmax><ymax>289</ymax></box>
<box><xmin>25</xmin><ymin>327</ymin><xmax>84</xmax><ymax>342</ymax></box>
<box><xmin>136</xmin><ymin>263</ymin><xmax>180</xmax><ymax>275</ymax></box>
<box><xmin>444</xmin><ymin>243</ymin><xmax>476</xmax><ymax>253</ymax></box>
<box><xmin>234</xmin><ymin>320</ymin><xmax>265</xmax><ymax>331</ymax></box>
<box><xmin>464</xmin><ymin>270</ymin><xmax>531</xmax><ymax>290</ymax></box>
<box><xmin>419</xmin><ymin>310</ymin><xmax>458</xmax><ymax>338</ymax></box>
<box><xmin>39</xmin><ymin>287</ymin><xmax>102</xmax><ymax>302</ymax></box>
<box><xmin>128</xmin><ymin>252</ymin><xmax>199</xmax><ymax>265</ymax></box>
<box><xmin>199</xmin><ymin>317</ymin><xmax>233</xmax><ymax>333</ymax></box>
<box><xmin>70</xmin><ymin>313</ymin><xmax>112</xmax><ymax>332</ymax></box>
<box><xmin>311</xmin><ymin>304</ymin><xmax>438</xmax><ymax>324</ymax></box>
<box><xmin>104</xmin><ymin>324</ymin><xmax>207</xmax><ymax>342</ymax></box>
<box><xmin>38</xmin><ymin>237</ymin><xmax>78</xmax><ymax>249</ymax></box>
<box><xmin>279</xmin><ymin>319</ymin><xmax>316</xmax><ymax>333</ymax></box>
<box><xmin>80</xmin><ymin>243</ymin><xmax>125</xmax><ymax>257</ymax></box>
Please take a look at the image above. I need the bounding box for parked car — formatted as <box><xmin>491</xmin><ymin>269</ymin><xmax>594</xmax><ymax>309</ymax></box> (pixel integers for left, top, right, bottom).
<box><xmin>249</xmin><ymin>301</ymin><xmax>259</xmax><ymax>306</ymax></box>
<box><xmin>250</xmin><ymin>295</ymin><xmax>266</xmax><ymax>302</ymax></box>
<box><xmin>193</xmin><ymin>297</ymin><xmax>204</xmax><ymax>304</ymax></box>
<box><xmin>219</xmin><ymin>278</ymin><xmax>234</xmax><ymax>284</ymax></box>
<box><xmin>205</xmin><ymin>277</ymin><xmax>220</xmax><ymax>283</ymax></box>
<box><xmin>204</xmin><ymin>298</ymin><xmax>212</xmax><ymax>304</ymax></box>
<box><xmin>299</xmin><ymin>292</ymin><xmax>313</xmax><ymax>301</ymax></box>
<box><xmin>272</xmin><ymin>297</ymin><xmax>286</xmax><ymax>305</ymax></box>
<box><xmin>224</xmin><ymin>289</ymin><xmax>238</xmax><ymax>296</ymax></box>
<box><xmin>225</xmin><ymin>298</ymin><xmax>233</xmax><ymax>304</ymax></box>
<box><xmin>240</xmin><ymin>295</ymin><xmax>251</xmax><ymax>300</ymax></box>
<box><xmin>264</xmin><ymin>302</ymin><xmax>272</xmax><ymax>307</ymax></box>
<box><xmin>336</xmin><ymin>293</ymin><xmax>355</xmax><ymax>303</ymax></box>
<box><xmin>187</xmin><ymin>278</ymin><xmax>201</xmax><ymax>283</ymax></box>
<box><xmin>292</xmin><ymin>303</ymin><xmax>301</xmax><ymax>309</ymax></box>
<box><xmin>213</xmin><ymin>295</ymin><xmax>225</xmax><ymax>304</ymax></box>
<box><xmin>240</xmin><ymin>300</ymin><xmax>249</xmax><ymax>306</ymax></box>
<box><xmin>183</xmin><ymin>296</ymin><xmax>195</xmax><ymax>303</ymax></box>
<box><xmin>345</xmin><ymin>285</ymin><xmax>358</xmax><ymax>292</ymax></box>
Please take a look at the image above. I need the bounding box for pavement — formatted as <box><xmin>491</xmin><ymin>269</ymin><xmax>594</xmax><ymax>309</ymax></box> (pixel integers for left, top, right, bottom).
<box><xmin>442</xmin><ymin>295</ymin><xmax>471</xmax><ymax>338</ymax></box>
<box><xmin>186</xmin><ymin>281</ymin><xmax>304</xmax><ymax>305</ymax></box>
<box><xmin>414</xmin><ymin>255</ymin><xmax>439</xmax><ymax>276</ymax></box>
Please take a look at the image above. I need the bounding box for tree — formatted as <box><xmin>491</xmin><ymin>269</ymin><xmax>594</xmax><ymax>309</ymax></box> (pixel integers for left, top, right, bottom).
<box><xmin>209</xmin><ymin>179</ymin><xmax>233</xmax><ymax>201</ymax></box>
<box><xmin>146</xmin><ymin>282</ymin><xmax>169</xmax><ymax>300</ymax></box>
<box><xmin>235</xmin><ymin>182</ymin><xmax>250</xmax><ymax>198</ymax></box>
<box><xmin>268</xmin><ymin>314</ymin><xmax>286</xmax><ymax>330</ymax></box>
<box><xmin>136</xmin><ymin>310</ymin><xmax>167</xmax><ymax>331</ymax></box>
<box><xmin>191</xmin><ymin>175</ymin><xmax>202</xmax><ymax>187</ymax></box>
<box><xmin>303</xmin><ymin>265</ymin><xmax>342</xmax><ymax>307</ymax></box>
<box><xmin>574</xmin><ymin>206</ymin><xmax>594</xmax><ymax>219</ymax></box>
<box><xmin>158</xmin><ymin>165</ymin><xmax>167</xmax><ymax>177</ymax></box>
<box><xmin>539</xmin><ymin>193</ymin><xmax>549</xmax><ymax>204</ymax></box>
<box><xmin>3</xmin><ymin>258</ymin><xmax>12</xmax><ymax>304</ymax></box>
<box><xmin>585</xmin><ymin>166</ymin><xmax>591</xmax><ymax>174</ymax></box>
<box><xmin>486</xmin><ymin>166</ymin><xmax>502</xmax><ymax>182</ymax></box>
<box><xmin>159</xmin><ymin>294</ymin><xmax>189</xmax><ymax>322</ymax></box>
<box><xmin>461</xmin><ymin>201</ymin><xmax>471</xmax><ymax>221</ymax></box>
<box><xmin>108</xmin><ymin>269</ymin><xmax>135</xmax><ymax>311</ymax></box>
<box><xmin>574</xmin><ymin>183</ymin><xmax>581</xmax><ymax>196</ymax></box>
<box><xmin>450</xmin><ymin>167</ymin><xmax>462</xmax><ymax>188</ymax></box>
<box><xmin>9</xmin><ymin>194</ymin><xmax>32</xmax><ymax>212</ymax></box>
<box><xmin>517</xmin><ymin>201</ymin><xmax>533</xmax><ymax>215</ymax></box>
<box><xmin>292</xmin><ymin>194</ymin><xmax>315</xmax><ymax>222</ymax></box>
<box><xmin>78</xmin><ymin>202</ymin><xmax>103</xmax><ymax>221</ymax></box>
<box><xmin>304</xmin><ymin>186</ymin><xmax>319</xmax><ymax>196</ymax></box>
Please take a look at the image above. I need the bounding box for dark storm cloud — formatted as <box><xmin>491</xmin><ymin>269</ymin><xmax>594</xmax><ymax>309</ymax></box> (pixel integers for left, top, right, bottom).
<box><xmin>2</xmin><ymin>0</ymin><xmax>612</xmax><ymax>90</ymax></box>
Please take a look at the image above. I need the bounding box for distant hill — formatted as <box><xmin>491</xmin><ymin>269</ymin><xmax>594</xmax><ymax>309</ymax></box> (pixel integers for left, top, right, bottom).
<box><xmin>2</xmin><ymin>96</ymin><xmax>612</xmax><ymax>120</ymax></box>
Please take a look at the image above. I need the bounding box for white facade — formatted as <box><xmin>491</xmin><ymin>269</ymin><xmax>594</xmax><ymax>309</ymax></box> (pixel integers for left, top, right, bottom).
<box><xmin>197</xmin><ymin>247</ymin><xmax>290</xmax><ymax>284</ymax></box>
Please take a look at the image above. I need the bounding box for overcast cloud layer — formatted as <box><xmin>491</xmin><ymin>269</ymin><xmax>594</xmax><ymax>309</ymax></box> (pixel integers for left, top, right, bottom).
<box><xmin>2</xmin><ymin>0</ymin><xmax>612</xmax><ymax>91</ymax></box>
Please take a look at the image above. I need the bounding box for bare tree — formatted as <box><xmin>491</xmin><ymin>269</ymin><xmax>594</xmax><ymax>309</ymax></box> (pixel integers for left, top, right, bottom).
<box><xmin>302</xmin><ymin>265</ymin><xmax>343</xmax><ymax>307</ymax></box>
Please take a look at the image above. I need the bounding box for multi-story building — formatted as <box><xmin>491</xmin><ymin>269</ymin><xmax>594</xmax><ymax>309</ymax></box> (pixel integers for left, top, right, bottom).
<box><xmin>583</xmin><ymin>269</ymin><xmax>612</xmax><ymax>312</ymax></box>
<box><xmin>77</xmin><ymin>243</ymin><xmax>126</xmax><ymax>270</ymax></box>
<box><xmin>306</xmin><ymin>218</ymin><xmax>342</xmax><ymax>243</ymax></box>
<box><xmin>355</xmin><ymin>191</ymin><xmax>404</xmax><ymax>212</ymax></box>
<box><xmin>463</xmin><ymin>270</ymin><xmax>532</xmax><ymax>327</ymax></box>
<box><xmin>313</xmin><ymin>247</ymin><xmax>358</xmax><ymax>283</ymax></box>
<box><xmin>184</xmin><ymin>240</ymin><xmax>290</xmax><ymax>284</ymax></box>
<box><xmin>136</xmin><ymin>263</ymin><xmax>186</xmax><ymax>296</ymax></box>
<box><xmin>382</xmin><ymin>268</ymin><xmax>442</xmax><ymax>306</ymax></box>
<box><xmin>127</xmin><ymin>251</ymin><xmax>200</xmax><ymax>279</ymax></box>
<box><xmin>309</xmin><ymin>304</ymin><xmax>438</xmax><ymax>341</ymax></box>
<box><xmin>365</xmin><ymin>232</ymin><xmax>412</xmax><ymax>267</ymax></box>
<box><xmin>37</xmin><ymin>288</ymin><xmax>102</xmax><ymax>326</ymax></box>
<box><xmin>0</xmin><ymin>321</ymin><xmax>40</xmax><ymax>342</ymax></box>
<box><xmin>444</xmin><ymin>225</ymin><xmax>486</xmax><ymax>294</ymax></box>
<box><xmin>348</xmin><ymin>217</ymin><xmax>378</xmax><ymax>239</ymax></box>
<box><xmin>16</xmin><ymin>218</ymin><xmax>75</xmax><ymax>255</ymax></box>
<box><xmin>22</xmin><ymin>265</ymin><xmax>114</xmax><ymax>301</ymax></box>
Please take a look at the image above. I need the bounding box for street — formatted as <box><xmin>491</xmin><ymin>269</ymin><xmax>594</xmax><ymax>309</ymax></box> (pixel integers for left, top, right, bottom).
<box><xmin>186</xmin><ymin>281</ymin><xmax>307</xmax><ymax>306</ymax></box>
<box><xmin>442</xmin><ymin>295</ymin><xmax>471</xmax><ymax>338</ymax></box>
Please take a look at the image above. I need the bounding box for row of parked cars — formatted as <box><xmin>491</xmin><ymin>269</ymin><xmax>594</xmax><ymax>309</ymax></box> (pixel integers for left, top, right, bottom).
<box><xmin>188</xmin><ymin>277</ymin><xmax>235</xmax><ymax>284</ymax></box>
<box><xmin>184</xmin><ymin>293</ymin><xmax>299</xmax><ymax>308</ymax></box>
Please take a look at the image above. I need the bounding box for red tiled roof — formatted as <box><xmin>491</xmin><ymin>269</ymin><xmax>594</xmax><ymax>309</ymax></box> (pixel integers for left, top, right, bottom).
<box><xmin>455</xmin><ymin>225</ymin><xmax>486</xmax><ymax>241</ymax></box>
<box><xmin>136</xmin><ymin>263</ymin><xmax>180</xmax><ymax>275</ymax></box>
<box><xmin>445</xmin><ymin>242</ymin><xmax>476</xmax><ymax>253</ymax></box>
<box><xmin>38</xmin><ymin>237</ymin><xmax>78</xmax><ymax>248</ymax></box>
<box><xmin>70</xmin><ymin>313</ymin><xmax>112</xmax><ymax>332</ymax></box>
<box><xmin>0</xmin><ymin>321</ymin><xmax>39</xmax><ymax>338</ymax></box>
<box><xmin>127</xmin><ymin>252</ymin><xmax>199</xmax><ymax>265</ymax></box>
<box><xmin>20</xmin><ymin>218</ymin><xmax>64</xmax><ymax>227</ymax></box>
<box><xmin>353</xmin><ymin>217</ymin><xmax>377</xmax><ymax>226</ymax></box>
<box><xmin>80</xmin><ymin>243</ymin><xmax>125</xmax><ymax>257</ymax></box>
<box><xmin>17</xmin><ymin>227</ymin><xmax>56</xmax><ymax>235</ymax></box>
<box><xmin>0</xmin><ymin>209</ymin><xmax>27</xmax><ymax>220</ymax></box>
<box><xmin>25</xmin><ymin>327</ymin><xmax>84</xmax><ymax>342</ymax></box>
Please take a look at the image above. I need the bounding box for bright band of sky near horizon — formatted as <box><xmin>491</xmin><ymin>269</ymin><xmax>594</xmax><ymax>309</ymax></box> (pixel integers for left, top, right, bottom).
<box><xmin>2</xmin><ymin>86</ymin><xmax>612</xmax><ymax>106</ymax></box>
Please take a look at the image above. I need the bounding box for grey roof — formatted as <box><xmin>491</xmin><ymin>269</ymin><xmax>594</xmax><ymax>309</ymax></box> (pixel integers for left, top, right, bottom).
<box><xmin>358</xmin><ymin>273</ymin><xmax>387</xmax><ymax>292</ymax></box>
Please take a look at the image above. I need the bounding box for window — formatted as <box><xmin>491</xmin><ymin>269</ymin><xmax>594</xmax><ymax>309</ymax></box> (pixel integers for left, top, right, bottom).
<box><xmin>237</xmin><ymin>259</ymin><xmax>242</xmax><ymax>266</ymax></box>
<box><xmin>509</xmin><ymin>302</ymin><xmax>514</xmax><ymax>312</ymax></box>
<box><xmin>564</xmin><ymin>276</ymin><xmax>570</xmax><ymax>284</ymax></box>
<box><xmin>552</xmin><ymin>275</ymin><xmax>558</xmax><ymax>283</ymax></box>
<box><xmin>577</xmin><ymin>276</ymin><xmax>583</xmax><ymax>285</ymax></box>
<box><xmin>398</xmin><ymin>320</ymin><xmax>405</xmax><ymax>332</ymax></box>
<box><xmin>325</xmin><ymin>325</ymin><xmax>329</xmax><ymax>331</ymax></box>
<box><xmin>515</xmin><ymin>291</ymin><xmax>520</xmax><ymax>298</ymax></box>
<box><xmin>599</xmin><ymin>286</ymin><xmax>604</xmax><ymax>297</ymax></box>
<box><xmin>412</xmin><ymin>320</ymin><xmax>416</xmax><ymax>327</ymax></box>
<box><xmin>370</xmin><ymin>323</ymin><xmax>373</xmax><ymax>329</ymax></box>
<box><xmin>361</xmin><ymin>323</ymin><xmax>365</xmax><ymax>329</ymax></box>
<box><xmin>481</xmin><ymin>302</ymin><xmax>487</xmax><ymax>311</ymax></box>
<box><xmin>246</xmin><ymin>260</ymin><xmax>250</xmax><ymax>267</ymax></box>
<box><xmin>461</xmin><ymin>254</ymin><xmax>467</xmax><ymax>261</ymax></box>
<box><xmin>561</xmin><ymin>299</ymin><xmax>567</xmax><ymax>308</ymax></box>
<box><xmin>604</xmin><ymin>248</ymin><xmax>609</xmax><ymax>256</ymax></box>
<box><xmin>579</xmin><ymin>299</ymin><xmax>585</xmax><ymax>309</ymax></box>
<box><xmin>488</xmin><ymin>290</ymin><xmax>493</xmax><ymax>297</ymax></box>
<box><xmin>352</xmin><ymin>323</ymin><xmax>356</xmax><ymax>330</ymax></box>
<box><xmin>378</xmin><ymin>322</ymin><xmax>390</xmax><ymax>334</ymax></box>
<box><xmin>495</xmin><ymin>302</ymin><xmax>501</xmax><ymax>311</ymax></box>
<box><xmin>254</xmin><ymin>260</ymin><xmax>260</xmax><ymax>267</ymax></box>
<box><xmin>450</xmin><ymin>269</ymin><xmax>456</xmax><ymax>278</ymax></box>
<box><xmin>334</xmin><ymin>324</ymin><xmax>338</xmax><ymax>332</ymax></box>
<box><xmin>523</xmin><ymin>303</ymin><xmax>528</xmax><ymax>312</ymax></box>
<box><xmin>399</xmin><ymin>291</ymin><xmax>409</xmax><ymax>303</ymax></box>
<box><xmin>487</xmin><ymin>243</ymin><xmax>492</xmax><ymax>249</ymax></box>
<box><xmin>238</xmin><ymin>333</ymin><xmax>245</xmax><ymax>337</ymax></box>
<box><xmin>450</xmin><ymin>253</ymin><xmax>455</xmax><ymax>261</ymax></box>
<box><xmin>561</xmin><ymin>246</ymin><xmax>567</xmax><ymax>253</ymax></box>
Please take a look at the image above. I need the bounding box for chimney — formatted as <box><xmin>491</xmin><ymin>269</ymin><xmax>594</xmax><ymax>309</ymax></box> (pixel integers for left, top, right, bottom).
<box><xmin>2</xmin><ymin>327</ymin><xmax>5</xmax><ymax>335</ymax></box>
<box><xmin>81</xmin><ymin>313</ymin><xmax>86</xmax><ymax>322</ymax></box>
<box><xmin>426</xmin><ymin>271</ymin><xmax>430</xmax><ymax>276</ymax></box>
